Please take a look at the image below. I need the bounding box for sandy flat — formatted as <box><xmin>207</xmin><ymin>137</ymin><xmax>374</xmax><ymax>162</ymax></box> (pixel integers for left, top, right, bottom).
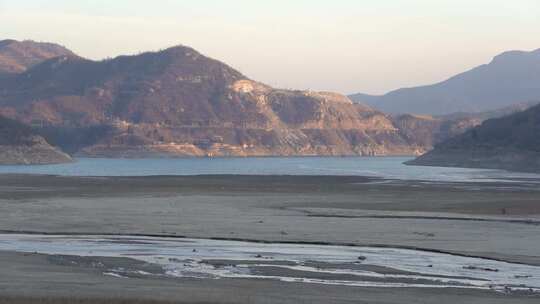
<box><xmin>0</xmin><ymin>174</ymin><xmax>539</xmax><ymax>302</ymax></box>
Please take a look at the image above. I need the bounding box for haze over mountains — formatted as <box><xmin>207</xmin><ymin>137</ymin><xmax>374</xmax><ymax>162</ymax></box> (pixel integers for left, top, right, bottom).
<box><xmin>350</xmin><ymin>49</ymin><xmax>540</xmax><ymax>115</ymax></box>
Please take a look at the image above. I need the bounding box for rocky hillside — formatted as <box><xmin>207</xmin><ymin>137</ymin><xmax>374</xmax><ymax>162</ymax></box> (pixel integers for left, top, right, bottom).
<box><xmin>0</xmin><ymin>39</ymin><xmax>75</xmax><ymax>75</ymax></box>
<box><xmin>0</xmin><ymin>116</ymin><xmax>72</xmax><ymax>165</ymax></box>
<box><xmin>392</xmin><ymin>101</ymin><xmax>538</xmax><ymax>148</ymax></box>
<box><xmin>350</xmin><ymin>48</ymin><xmax>540</xmax><ymax>115</ymax></box>
<box><xmin>408</xmin><ymin>103</ymin><xmax>540</xmax><ymax>172</ymax></box>
<box><xmin>0</xmin><ymin>44</ymin><xmax>436</xmax><ymax>157</ymax></box>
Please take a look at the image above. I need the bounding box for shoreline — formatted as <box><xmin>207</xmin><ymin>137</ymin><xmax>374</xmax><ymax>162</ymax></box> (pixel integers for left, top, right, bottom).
<box><xmin>3</xmin><ymin>157</ymin><xmax>540</xmax><ymax>185</ymax></box>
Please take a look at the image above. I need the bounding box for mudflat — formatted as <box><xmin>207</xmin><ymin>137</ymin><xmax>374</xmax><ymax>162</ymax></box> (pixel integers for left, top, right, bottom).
<box><xmin>1</xmin><ymin>174</ymin><xmax>539</xmax><ymax>303</ymax></box>
<box><xmin>1</xmin><ymin>251</ymin><xmax>539</xmax><ymax>304</ymax></box>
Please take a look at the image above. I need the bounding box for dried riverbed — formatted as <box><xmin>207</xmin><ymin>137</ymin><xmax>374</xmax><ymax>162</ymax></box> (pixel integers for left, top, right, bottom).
<box><xmin>1</xmin><ymin>234</ymin><xmax>540</xmax><ymax>294</ymax></box>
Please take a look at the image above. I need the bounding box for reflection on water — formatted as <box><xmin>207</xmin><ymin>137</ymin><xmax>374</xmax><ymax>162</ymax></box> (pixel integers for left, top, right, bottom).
<box><xmin>0</xmin><ymin>157</ymin><xmax>539</xmax><ymax>183</ymax></box>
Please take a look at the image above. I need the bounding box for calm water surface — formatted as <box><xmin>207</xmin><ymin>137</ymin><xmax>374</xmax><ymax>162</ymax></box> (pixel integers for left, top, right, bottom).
<box><xmin>0</xmin><ymin>157</ymin><xmax>539</xmax><ymax>183</ymax></box>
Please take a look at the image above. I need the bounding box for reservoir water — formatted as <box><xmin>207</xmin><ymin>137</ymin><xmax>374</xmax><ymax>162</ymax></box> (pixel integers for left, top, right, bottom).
<box><xmin>0</xmin><ymin>157</ymin><xmax>539</xmax><ymax>183</ymax></box>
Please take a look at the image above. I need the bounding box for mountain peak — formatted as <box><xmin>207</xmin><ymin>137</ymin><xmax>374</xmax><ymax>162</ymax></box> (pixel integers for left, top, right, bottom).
<box><xmin>0</xmin><ymin>39</ymin><xmax>76</xmax><ymax>74</ymax></box>
<box><xmin>349</xmin><ymin>48</ymin><xmax>540</xmax><ymax>115</ymax></box>
<box><xmin>162</xmin><ymin>44</ymin><xmax>199</xmax><ymax>55</ymax></box>
<box><xmin>0</xmin><ymin>39</ymin><xmax>19</xmax><ymax>48</ymax></box>
<box><xmin>0</xmin><ymin>39</ymin><xmax>74</xmax><ymax>54</ymax></box>
<box><xmin>490</xmin><ymin>48</ymin><xmax>540</xmax><ymax>64</ymax></box>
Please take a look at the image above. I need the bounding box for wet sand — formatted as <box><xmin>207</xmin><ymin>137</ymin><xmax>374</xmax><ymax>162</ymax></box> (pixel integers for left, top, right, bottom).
<box><xmin>1</xmin><ymin>174</ymin><xmax>540</xmax><ymax>302</ymax></box>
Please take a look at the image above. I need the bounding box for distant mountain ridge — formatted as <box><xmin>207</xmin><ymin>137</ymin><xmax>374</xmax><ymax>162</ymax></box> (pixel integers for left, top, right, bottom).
<box><xmin>408</xmin><ymin>102</ymin><xmax>540</xmax><ymax>172</ymax></box>
<box><xmin>349</xmin><ymin>48</ymin><xmax>540</xmax><ymax>115</ymax></box>
<box><xmin>0</xmin><ymin>39</ymin><xmax>75</xmax><ymax>75</ymax></box>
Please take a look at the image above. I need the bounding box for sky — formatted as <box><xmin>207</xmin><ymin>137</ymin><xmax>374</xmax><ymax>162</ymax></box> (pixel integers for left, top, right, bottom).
<box><xmin>1</xmin><ymin>0</ymin><xmax>539</xmax><ymax>95</ymax></box>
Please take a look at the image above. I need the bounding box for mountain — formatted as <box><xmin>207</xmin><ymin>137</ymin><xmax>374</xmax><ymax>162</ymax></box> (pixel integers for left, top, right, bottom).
<box><xmin>0</xmin><ymin>39</ymin><xmax>75</xmax><ymax>75</ymax></box>
<box><xmin>0</xmin><ymin>115</ymin><xmax>72</xmax><ymax>164</ymax></box>
<box><xmin>0</xmin><ymin>44</ymin><xmax>431</xmax><ymax>157</ymax></box>
<box><xmin>2</xmin><ymin>41</ymin><xmax>533</xmax><ymax>159</ymax></box>
<box><xmin>407</xmin><ymin>103</ymin><xmax>540</xmax><ymax>172</ymax></box>
<box><xmin>349</xmin><ymin>49</ymin><xmax>540</xmax><ymax>115</ymax></box>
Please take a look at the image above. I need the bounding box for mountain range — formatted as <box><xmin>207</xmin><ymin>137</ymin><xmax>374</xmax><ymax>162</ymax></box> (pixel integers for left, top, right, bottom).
<box><xmin>0</xmin><ymin>39</ymin><xmax>537</xmax><ymax>165</ymax></box>
<box><xmin>0</xmin><ymin>40</ymin><xmax>426</xmax><ymax>158</ymax></box>
<box><xmin>350</xmin><ymin>49</ymin><xmax>540</xmax><ymax>115</ymax></box>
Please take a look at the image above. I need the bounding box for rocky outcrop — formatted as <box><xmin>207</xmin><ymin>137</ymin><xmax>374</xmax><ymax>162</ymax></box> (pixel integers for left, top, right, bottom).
<box><xmin>407</xmin><ymin>103</ymin><xmax>540</xmax><ymax>172</ymax></box>
<box><xmin>0</xmin><ymin>116</ymin><xmax>72</xmax><ymax>165</ymax></box>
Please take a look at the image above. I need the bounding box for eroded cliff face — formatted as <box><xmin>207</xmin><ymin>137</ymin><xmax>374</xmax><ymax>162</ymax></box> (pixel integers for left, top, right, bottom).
<box><xmin>75</xmin><ymin>79</ymin><xmax>420</xmax><ymax>157</ymax></box>
<box><xmin>0</xmin><ymin>45</ymin><xmax>428</xmax><ymax>157</ymax></box>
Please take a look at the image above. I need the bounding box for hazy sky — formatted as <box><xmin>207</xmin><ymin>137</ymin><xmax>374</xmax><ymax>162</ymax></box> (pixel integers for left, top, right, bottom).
<box><xmin>1</xmin><ymin>0</ymin><xmax>539</xmax><ymax>94</ymax></box>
